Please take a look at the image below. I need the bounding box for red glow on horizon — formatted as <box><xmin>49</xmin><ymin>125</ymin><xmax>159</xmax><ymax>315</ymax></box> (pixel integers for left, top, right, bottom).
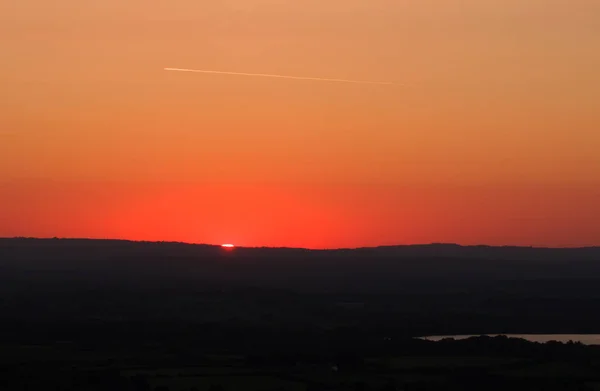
<box><xmin>221</xmin><ymin>244</ymin><xmax>235</xmax><ymax>248</ymax></box>
<box><xmin>1</xmin><ymin>181</ymin><xmax>599</xmax><ymax>249</ymax></box>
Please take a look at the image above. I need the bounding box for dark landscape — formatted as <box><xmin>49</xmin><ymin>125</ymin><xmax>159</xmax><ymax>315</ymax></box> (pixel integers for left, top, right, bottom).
<box><xmin>2</xmin><ymin>238</ymin><xmax>600</xmax><ymax>390</ymax></box>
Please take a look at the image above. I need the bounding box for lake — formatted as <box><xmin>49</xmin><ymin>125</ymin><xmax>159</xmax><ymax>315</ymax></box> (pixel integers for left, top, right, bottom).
<box><xmin>421</xmin><ymin>334</ymin><xmax>600</xmax><ymax>345</ymax></box>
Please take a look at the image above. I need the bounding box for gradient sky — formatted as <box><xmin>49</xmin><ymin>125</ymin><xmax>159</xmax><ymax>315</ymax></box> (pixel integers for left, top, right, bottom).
<box><xmin>1</xmin><ymin>0</ymin><xmax>599</xmax><ymax>248</ymax></box>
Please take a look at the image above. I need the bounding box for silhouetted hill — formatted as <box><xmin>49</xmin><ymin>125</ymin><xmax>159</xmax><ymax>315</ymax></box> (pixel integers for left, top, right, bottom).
<box><xmin>2</xmin><ymin>237</ymin><xmax>600</xmax><ymax>338</ymax></box>
<box><xmin>1</xmin><ymin>238</ymin><xmax>600</xmax><ymax>293</ymax></box>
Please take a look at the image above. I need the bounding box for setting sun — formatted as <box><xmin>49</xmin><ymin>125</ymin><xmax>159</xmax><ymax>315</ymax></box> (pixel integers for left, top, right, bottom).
<box><xmin>221</xmin><ymin>244</ymin><xmax>235</xmax><ymax>248</ymax></box>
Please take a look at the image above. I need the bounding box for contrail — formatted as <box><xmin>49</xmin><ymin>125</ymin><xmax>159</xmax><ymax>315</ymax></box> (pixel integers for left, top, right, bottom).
<box><xmin>164</xmin><ymin>67</ymin><xmax>397</xmax><ymax>86</ymax></box>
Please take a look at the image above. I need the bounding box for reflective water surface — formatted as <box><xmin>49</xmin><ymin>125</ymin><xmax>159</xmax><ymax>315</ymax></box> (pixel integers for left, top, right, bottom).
<box><xmin>421</xmin><ymin>334</ymin><xmax>600</xmax><ymax>345</ymax></box>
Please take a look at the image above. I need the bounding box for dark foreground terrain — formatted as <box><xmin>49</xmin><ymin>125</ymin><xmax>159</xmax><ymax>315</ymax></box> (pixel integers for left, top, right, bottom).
<box><xmin>1</xmin><ymin>238</ymin><xmax>600</xmax><ymax>390</ymax></box>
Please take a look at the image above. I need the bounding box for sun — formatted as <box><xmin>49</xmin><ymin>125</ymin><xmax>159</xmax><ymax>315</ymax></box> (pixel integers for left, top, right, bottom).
<box><xmin>221</xmin><ymin>243</ymin><xmax>235</xmax><ymax>249</ymax></box>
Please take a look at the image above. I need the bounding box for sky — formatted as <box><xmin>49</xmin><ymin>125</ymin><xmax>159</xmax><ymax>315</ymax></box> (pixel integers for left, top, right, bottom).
<box><xmin>1</xmin><ymin>0</ymin><xmax>599</xmax><ymax>248</ymax></box>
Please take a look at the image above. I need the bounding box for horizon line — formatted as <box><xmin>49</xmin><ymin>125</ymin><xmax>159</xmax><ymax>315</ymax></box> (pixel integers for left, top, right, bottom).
<box><xmin>1</xmin><ymin>237</ymin><xmax>598</xmax><ymax>251</ymax></box>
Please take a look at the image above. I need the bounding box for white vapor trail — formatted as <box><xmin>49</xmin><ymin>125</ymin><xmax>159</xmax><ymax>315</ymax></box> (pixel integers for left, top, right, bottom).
<box><xmin>164</xmin><ymin>67</ymin><xmax>397</xmax><ymax>86</ymax></box>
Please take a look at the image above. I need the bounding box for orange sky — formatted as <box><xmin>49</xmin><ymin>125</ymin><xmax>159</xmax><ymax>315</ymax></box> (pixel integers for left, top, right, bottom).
<box><xmin>1</xmin><ymin>0</ymin><xmax>599</xmax><ymax>248</ymax></box>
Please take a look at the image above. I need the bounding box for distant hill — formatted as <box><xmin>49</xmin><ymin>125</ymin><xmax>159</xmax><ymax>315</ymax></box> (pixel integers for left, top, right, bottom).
<box><xmin>2</xmin><ymin>236</ymin><xmax>600</xmax><ymax>258</ymax></box>
<box><xmin>1</xmin><ymin>237</ymin><xmax>600</xmax><ymax>294</ymax></box>
<box><xmin>2</xmin><ymin>238</ymin><xmax>600</xmax><ymax>336</ymax></box>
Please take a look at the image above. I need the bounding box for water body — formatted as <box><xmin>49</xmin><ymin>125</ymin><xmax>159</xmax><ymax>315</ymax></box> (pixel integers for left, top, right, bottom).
<box><xmin>421</xmin><ymin>334</ymin><xmax>600</xmax><ymax>345</ymax></box>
